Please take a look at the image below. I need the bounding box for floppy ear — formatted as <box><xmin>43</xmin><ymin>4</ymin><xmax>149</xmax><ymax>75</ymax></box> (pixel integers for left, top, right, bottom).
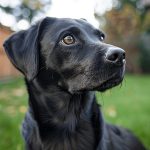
<box><xmin>3</xmin><ymin>17</ymin><xmax>49</xmax><ymax>81</ymax></box>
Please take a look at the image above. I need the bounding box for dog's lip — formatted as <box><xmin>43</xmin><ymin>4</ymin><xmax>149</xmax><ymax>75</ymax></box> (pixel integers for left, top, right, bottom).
<box><xmin>96</xmin><ymin>77</ymin><xmax>123</xmax><ymax>92</ymax></box>
<box><xmin>96</xmin><ymin>65</ymin><xmax>125</xmax><ymax>91</ymax></box>
<box><xmin>71</xmin><ymin>75</ymin><xmax>124</xmax><ymax>93</ymax></box>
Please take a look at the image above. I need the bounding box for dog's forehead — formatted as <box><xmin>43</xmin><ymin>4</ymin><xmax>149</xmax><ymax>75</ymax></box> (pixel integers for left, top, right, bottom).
<box><xmin>57</xmin><ymin>18</ymin><xmax>93</xmax><ymax>28</ymax></box>
<box><xmin>47</xmin><ymin>18</ymin><xmax>96</xmax><ymax>34</ymax></box>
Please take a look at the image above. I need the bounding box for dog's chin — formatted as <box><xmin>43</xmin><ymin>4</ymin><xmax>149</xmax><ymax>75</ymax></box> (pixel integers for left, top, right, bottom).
<box><xmin>68</xmin><ymin>77</ymin><xmax>124</xmax><ymax>94</ymax></box>
<box><xmin>95</xmin><ymin>77</ymin><xmax>124</xmax><ymax>92</ymax></box>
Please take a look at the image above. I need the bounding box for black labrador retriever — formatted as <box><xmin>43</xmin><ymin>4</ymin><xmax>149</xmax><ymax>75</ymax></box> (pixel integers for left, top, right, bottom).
<box><xmin>3</xmin><ymin>17</ymin><xmax>146</xmax><ymax>150</ymax></box>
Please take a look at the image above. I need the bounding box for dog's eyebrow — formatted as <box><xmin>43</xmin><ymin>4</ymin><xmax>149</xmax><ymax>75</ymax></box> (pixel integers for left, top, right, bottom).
<box><xmin>94</xmin><ymin>29</ymin><xmax>104</xmax><ymax>37</ymax></box>
<box><xmin>93</xmin><ymin>29</ymin><xmax>106</xmax><ymax>40</ymax></box>
<box><xmin>63</xmin><ymin>26</ymin><xmax>81</xmax><ymax>34</ymax></box>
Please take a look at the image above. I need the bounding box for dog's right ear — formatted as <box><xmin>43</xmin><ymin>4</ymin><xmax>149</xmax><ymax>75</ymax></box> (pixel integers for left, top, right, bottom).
<box><xmin>3</xmin><ymin>17</ymin><xmax>52</xmax><ymax>81</ymax></box>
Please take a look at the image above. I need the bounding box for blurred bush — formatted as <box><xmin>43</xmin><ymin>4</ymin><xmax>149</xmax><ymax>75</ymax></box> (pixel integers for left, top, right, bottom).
<box><xmin>139</xmin><ymin>33</ymin><xmax>150</xmax><ymax>73</ymax></box>
<box><xmin>0</xmin><ymin>0</ymin><xmax>51</xmax><ymax>26</ymax></box>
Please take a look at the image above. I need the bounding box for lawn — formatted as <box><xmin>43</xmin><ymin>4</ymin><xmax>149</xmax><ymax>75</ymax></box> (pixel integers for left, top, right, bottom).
<box><xmin>0</xmin><ymin>74</ymin><xmax>150</xmax><ymax>150</ymax></box>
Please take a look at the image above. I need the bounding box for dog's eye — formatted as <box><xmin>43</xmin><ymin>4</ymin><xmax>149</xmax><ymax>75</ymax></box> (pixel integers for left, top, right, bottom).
<box><xmin>100</xmin><ymin>34</ymin><xmax>105</xmax><ymax>41</ymax></box>
<box><xmin>62</xmin><ymin>35</ymin><xmax>75</xmax><ymax>45</ymax></box>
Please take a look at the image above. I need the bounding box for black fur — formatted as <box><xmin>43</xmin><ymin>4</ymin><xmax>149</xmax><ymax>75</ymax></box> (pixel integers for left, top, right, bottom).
<box><xmin>3</xmin><ymin>17</ymin><xmax>146</xmax><ymax>150</ymax></box>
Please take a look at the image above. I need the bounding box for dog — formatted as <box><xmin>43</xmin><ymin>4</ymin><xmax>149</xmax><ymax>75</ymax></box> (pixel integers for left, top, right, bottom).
<box><xmin>3</xmin><ymin>17</ymin><xmax>146</xmax><ymax>150</ymax></box>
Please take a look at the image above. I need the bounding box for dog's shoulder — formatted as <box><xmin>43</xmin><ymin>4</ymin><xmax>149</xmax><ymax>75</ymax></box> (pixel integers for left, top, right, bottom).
<box><xmin>99</xmin><ymin>123</ymin><xmax>146</xmax><ymax>150</ymax></box>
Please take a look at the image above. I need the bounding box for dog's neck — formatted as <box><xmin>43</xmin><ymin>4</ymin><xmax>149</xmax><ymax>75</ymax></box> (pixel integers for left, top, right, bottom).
<box><xmin>25</xmin><ymin>72</ymin><xmax>102</xmax><ymax>149</ymax></box>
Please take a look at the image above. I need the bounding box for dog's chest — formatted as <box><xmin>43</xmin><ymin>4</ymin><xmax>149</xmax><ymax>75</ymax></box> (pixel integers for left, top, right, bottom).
<box><xmin>23</xmin><ymin>113</ymin><xmax>96</xmax><ymax>150</ymax></box>
<box><xmin>42</xmin><ymin>119</ymin><xmax>95</xmax><ymax>150</ymax></box>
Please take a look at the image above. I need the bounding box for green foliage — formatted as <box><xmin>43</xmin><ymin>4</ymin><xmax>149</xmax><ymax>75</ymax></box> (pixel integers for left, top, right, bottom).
<box><xmin>0</xmin><ymin>0</ymin><xmax>51</xmax><ymax>23</ymax></box>
<box><xmin>0</xmin><ymin>75</ymin><xmax>150</xmax><ymax>149</ymax></box>
<box><xmin>117</xmin><ymin>0</ymin><xmax>147</xmax><ymax>20</ymax></box>
<box><xmin>139</xmin><ymin>33</ymin><xmax>150</xmax><ymax>73</ymax></box>
<box><xmin>118</xmin><ymin>0</ymin><xmax>141</xmax><ymax>9</ymax></box>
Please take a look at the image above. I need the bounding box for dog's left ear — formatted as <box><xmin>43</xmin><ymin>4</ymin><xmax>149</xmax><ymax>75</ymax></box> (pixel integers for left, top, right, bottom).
<box><xmin>3</xmin><ymin>17</ymin><xmax>49</xmax><ymax>81</ymax></box>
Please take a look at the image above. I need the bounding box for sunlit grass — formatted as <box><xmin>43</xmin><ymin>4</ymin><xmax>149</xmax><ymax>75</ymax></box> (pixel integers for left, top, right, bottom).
<box><xmin>0</xmin><ymin>75</ymin><xmax>150</xmax><ymax>150</ymax></box>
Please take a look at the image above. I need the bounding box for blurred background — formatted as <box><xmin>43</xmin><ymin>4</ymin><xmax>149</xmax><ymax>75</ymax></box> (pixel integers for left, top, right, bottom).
<box><xmin>0</xmin><ymin>0</ymin><xmax>150</xmax><ymax>149</ymax></box>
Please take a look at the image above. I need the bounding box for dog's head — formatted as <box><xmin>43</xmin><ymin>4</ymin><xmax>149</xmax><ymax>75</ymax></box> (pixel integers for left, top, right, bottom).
<box><xmin>3</xmin><ymin>17</ymin><xmax>125</xmax><ymax>93</ymax></box>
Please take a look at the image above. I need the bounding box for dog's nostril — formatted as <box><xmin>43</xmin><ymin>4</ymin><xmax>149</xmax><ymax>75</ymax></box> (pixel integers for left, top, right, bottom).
<box><xmin>123</xmin><ymin>52</ymin><xmax>126</xmax><ymax>60</ymax></box>
<box><xmin>107</xmin><ymin>53</ymin><xmax>119</xmax><ymax>62</ymax></box>
<box><xmin>106</xmin><ymin>48</ymin><xmax>125</xmax><ymax>63</ymax></box>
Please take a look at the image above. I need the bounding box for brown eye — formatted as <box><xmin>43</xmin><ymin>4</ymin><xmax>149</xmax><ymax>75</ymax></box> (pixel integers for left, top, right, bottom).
<box><xmin>62</xmin><ymin>35</ymin><xmax>75</xmax><ymax>45</ymax></box>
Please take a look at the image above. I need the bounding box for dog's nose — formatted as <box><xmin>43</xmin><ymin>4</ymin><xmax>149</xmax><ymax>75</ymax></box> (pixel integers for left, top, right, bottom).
<box><xmin>106</xmin><ymin>47</ymin><xmax>125</xmax><ymax>65</ymax></box>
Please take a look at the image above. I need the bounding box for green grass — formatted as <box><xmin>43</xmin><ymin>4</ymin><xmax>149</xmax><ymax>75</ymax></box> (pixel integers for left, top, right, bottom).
<box><xmin>0</xmin><ymin>75</ymin><xmax>150</xmax><ymax>150</ymax></box>
<box><xmin>0</xmin><ymin>78</ymin><xmax>27</xmax><ymax>150</ymax></box>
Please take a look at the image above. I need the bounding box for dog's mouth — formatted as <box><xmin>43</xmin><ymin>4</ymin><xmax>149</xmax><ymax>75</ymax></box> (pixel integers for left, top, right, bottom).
<box><xmin>93</xmin><ymin>64</ymin><xmax>125</xmax><ymax>92</ymax></box>
<box><xmin>94</xmin><ymin>68</ymin><xmax>125</xmax><ymax>92</ymax></box>
<box><xmin>95</xmin><ymin>76</ymin><xmax>123</xmax><ymax>92</ymax></box>
<box><xmin>68</xmin><ymin>73</ymin><xmax>124</xmax><ymax>94</ymax></box>
<box><xmin>61</xmin><ymin>65</ymin><xmax>125</xmax><ymax>94</ymax></box>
